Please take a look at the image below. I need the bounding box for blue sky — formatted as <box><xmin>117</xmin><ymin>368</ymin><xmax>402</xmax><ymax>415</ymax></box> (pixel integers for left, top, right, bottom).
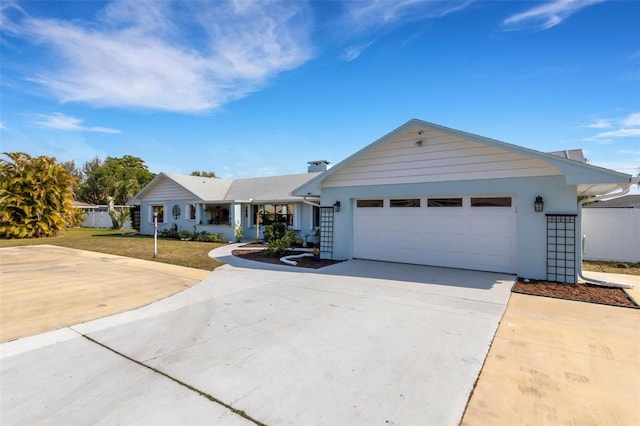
<box><xmin>1</xmin><ymin>0</ymin><xmax>638</xmax><ymax>191</ymax></box>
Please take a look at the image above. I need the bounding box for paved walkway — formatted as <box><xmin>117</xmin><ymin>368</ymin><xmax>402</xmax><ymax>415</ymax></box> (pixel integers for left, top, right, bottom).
<box><xmin>462</xmin><ymin>288</ymin><xmax>640</xmax><ymax>426</ymax></box>
<box><xmin>0</xmin><ymin>245</ymin><xmax>210</xmax><ymax>342</ymax></box>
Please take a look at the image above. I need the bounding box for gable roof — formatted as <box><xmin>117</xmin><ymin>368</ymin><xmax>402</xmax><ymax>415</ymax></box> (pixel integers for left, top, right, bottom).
<box><xmin>129</xmin><ymin>172</ymin><xmax>320</xmax><ymax>205</ymax></box>
<box><xmin>584</xmin><ymin>194</ymin><xmax>640</xmax><ymax>208</ymax></box>
<box><xmin>226</xmin><ymin>173</ymin><xmax>321</xmax><ymax>202</ymax></box>
<box><xmin>293</xmin><ymin>119</ymin><xmax>632</xmax><ymax>197</ymax></box>
<box><xmin>164</xmin><ymin>173</ymin><xmax>234</xmax><ymax>200</ymax></box>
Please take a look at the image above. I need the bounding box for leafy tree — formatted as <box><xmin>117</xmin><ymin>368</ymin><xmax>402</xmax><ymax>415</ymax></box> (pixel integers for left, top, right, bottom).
<box><xmin>60</xmin><ymin>159</ymin><xmax>83</xmax><ymax>200</ymax></box>
<box><xmin>78</xmin><ymin>155</ymin><xmax>155</xmax><ymax>205</ymax></box>
<box><xmin>191</xmin><ymin>171</ymin><xmax>217</xmax><ymax>178</ymax></box>
<box><xmin>0</xmin><ymin>152</ymin><xmax>76</xmax><ymax>238</ymax></box>
<box><xmin>77</xmin><ymin>157</ymin><xmax>106</xmax><ymax>204</ymax></box>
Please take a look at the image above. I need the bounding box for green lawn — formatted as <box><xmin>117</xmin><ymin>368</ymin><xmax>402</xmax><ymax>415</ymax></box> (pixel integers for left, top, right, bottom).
<box><xmin>2</xmin><ymin>228</ymin><xmax>636</xmax><ymax>275</ymax></box>
<box><xmin>0</xmin><ymin>228</ymin><xmax>225</xmax><ymax>271</ymax></box>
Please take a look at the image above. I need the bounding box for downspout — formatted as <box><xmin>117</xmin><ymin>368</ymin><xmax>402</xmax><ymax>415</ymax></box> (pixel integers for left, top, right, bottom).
<box><xmin>301</xmin><ymin>196</ymin><xmax>321</xmax><ymax>207</ymax></box>
<box><xmin>577</xmin><ymin>185</ymin><xmax>633</xmax><ymax>289</ymax></box>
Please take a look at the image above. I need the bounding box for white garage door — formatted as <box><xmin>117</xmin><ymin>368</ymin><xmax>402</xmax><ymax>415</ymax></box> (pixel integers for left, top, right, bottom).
<box><xmin>353</xmin><ymin>196</ymin><xmax>516</xmax><ymax>273</ymax></box>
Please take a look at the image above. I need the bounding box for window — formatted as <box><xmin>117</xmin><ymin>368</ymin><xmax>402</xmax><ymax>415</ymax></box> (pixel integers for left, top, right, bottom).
<box><xmin>427</xmin><ymin>198</ymin><xmax>462</xmax><ymax>207</ymax></box>
<box><xmin>471</xmin><ymin>197</ymin><xmax>512</xmax><ymax>207</ymax></box>
<box><xmin>252</xmin><ymin>204</ymin><xmax>294</xmax><ymax>226</ymax></box>
<box><xmin>205</xmin><ymin>204</ymin><xmax>230</xmax><ymax>225</ymax></box>
<box><xmin>172</xmin><ymin>205</ymin><xmax>181</xmax><ymax>220</ymax></box>
<box><xmin>313</xmin><ymin>206</ymin><xmax>320</xmax><ymax>228</ymax></box>
<box><xmin>151</xmin><ymin>205</ymin><xmax>164</xmax><ymax>223</ymax></box>
<box><xmin>357</xmin><ymin>199</ymin><xmax>384</xmax><ymax>208</ymax></box>
<box><xmin>390</xmin><ymin>199</ymin><xmax>420</xmax><ymax>207</ymax></box>
<box><xmin>187</xmin><ymin>204</ymin><xmax>197</xmax><ymax>220</ymax></box>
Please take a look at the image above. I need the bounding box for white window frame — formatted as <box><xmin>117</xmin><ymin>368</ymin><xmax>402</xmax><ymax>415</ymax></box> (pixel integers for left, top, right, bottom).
<box><xmin>186</xmin><ymin>203</ymin><xmax>197</xmax><ymax>221</ymax></box>
<box><xmin>149</xmin><ymin>204</ymin><xmax>166</xmax><ymax>223</ymax></box>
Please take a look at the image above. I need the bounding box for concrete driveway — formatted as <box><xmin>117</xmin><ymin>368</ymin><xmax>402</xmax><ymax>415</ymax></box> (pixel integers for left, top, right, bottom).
<box><xmin>1</xmin><ymin>245</ymin><xmax>515</xmax><ymax>425</ymax></box>
<box><xmin>1</xmin><ymin>245</ymin><xmax>210</xmax><ymax>342</ymax></box>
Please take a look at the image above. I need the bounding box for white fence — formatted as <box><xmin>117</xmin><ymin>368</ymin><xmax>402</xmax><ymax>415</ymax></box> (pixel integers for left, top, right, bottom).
<box><xmin>80</xmin><ymin>210</ymin><xmax>133</xmax><ymax>229</ymax></box>
<box><xmin>582</xmin><ymin>208</ymin><xmax>640</xmax><ymax>262</ymax></box>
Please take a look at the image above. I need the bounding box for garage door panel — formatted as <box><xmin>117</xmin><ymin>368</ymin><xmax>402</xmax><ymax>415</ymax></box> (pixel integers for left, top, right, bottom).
<box><xmin>469</xmin><ymin>218</ymin><xmax>515</xmax><ymax>236</ymax></box>
<box><xmin>466</xmin><ymin>234</ymin><xmax>514</xmax><ymax>255</ymax></box>
<box><xmin>466</xmin><ymin>254</ymin><xmax>512</xmax><ymax>272</ymax></box>
<box><xmin>354</xmin><ymin>196</ymin><xmax>516</xmax><ymax>273</ymax></box>
<box><xmin>422</xmin><ymin>233</ymin><xmax>467</xmax><ymax>252</ymax></box>
<box><xmin>384</xmin><ymin>231</ymin><xmax>425</xmax><ymax>246</ymax></box>
<box><xmin>424</xmin><ymin>216</ymin><xmax>465</xmax><ymax>229</ymax></box>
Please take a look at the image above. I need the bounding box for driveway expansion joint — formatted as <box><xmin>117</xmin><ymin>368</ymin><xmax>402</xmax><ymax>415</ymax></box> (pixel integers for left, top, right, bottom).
<box><xmin>80</xmin><ymin>334</ymin><xmax>266</xmax><ymax>426</ymax></box>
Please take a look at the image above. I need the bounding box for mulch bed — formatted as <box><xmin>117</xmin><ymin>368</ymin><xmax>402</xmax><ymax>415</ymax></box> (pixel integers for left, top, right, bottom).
<box><xmin>232</xmin><ymin>249</ymin><xmax>343</xmax><ymax>269</ymax></box>
<box><xmin>513</xmin><ymin>279</ymin><xmax>637</xmax><ymax>308</ymax></box>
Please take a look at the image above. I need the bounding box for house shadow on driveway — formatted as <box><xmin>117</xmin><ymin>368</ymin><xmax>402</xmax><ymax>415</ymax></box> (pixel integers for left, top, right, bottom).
<box><xmin>213</xmin><ymin>244</ymin><xmax>516</xmax><ymax>290</ymax></box>
<box><xmin>212</xmin><ymin>244</ymin><xmax>516</xmax><ymax>308</ymax></box>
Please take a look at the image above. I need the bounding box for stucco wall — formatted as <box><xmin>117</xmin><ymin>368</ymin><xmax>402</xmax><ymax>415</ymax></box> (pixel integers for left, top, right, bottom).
<box><xmin>138</xmin><ymin>200</ymin><xmax>318</xmax><ymax>242</ymax></box>
<box><xmin>321</xmin><ymin>175</ymin><xmax>577</xmax><ymax>280</ymax></box>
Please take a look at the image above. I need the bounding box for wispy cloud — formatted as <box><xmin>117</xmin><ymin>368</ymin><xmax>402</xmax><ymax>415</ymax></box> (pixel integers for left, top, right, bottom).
<box><xmin>0</xmin><ymin>121</ymin><xmax>6</xmax><ymax>130</ymax></box>
<box><xmin>503</xmin><ymin>0</ymin><xmax>606</xmax><ymax>31</ymax></box>
<box><xmin>341</xmin><ymin>40</ymin><xmax>376</xmax><ymax>62</ymax></box>
<box><xmin>584</xmin><ymin>111</ymin><xmax>640</xmax><ymax>142</ymax></box>
<box><xmin>345</xmin><ymin>0</ymin><xmax>473</xmax><ymax>31</ymax></box>
<box><xmin>581</xmin><ymin>118</ymin><xmax>613</xmax><ymax>129</ymax></box>
<box><xmin>338</xmin><ymin>0</ymin><xmax>473</xmax><ymax>59</ymax></box>
<box><xmin>30</xmin><ymin>113</ymin><xmax>121</xmax><ymax>134</ymax></box>
<box><xmin>622</xmin><ymin>112</ymin><xmax>640</xmax><ymax>127</ymax></box>
<box><xmin>2</xmin><ymin>0</ymin><xmax>313</xmax><ymax>113</ymax></box>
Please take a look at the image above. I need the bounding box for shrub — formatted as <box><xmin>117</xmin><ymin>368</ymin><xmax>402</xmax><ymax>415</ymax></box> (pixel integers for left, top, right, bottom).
<box><xmin>234</xmin><ymin>220</ymin><xmax>243</xmax><ymax>241</ymax></box>
<box><xmin>193</xmin><ymin>231</ymin><xmax>224</xmax><ymax>242</ymax></box>
<box><xmin>264</xmin><ymin>229</ymin><xmax>296</xmax><ymax>257</ymax></box>
<box><xmin>264</xmin><ymin>237</ymin><xmax>290</xmax><ymax>257</ymax></box>
<box><xmin>178</xmin><ymin>229</ymin><xmax>193</xmax><ymax>240</ymax></box>
<box><xmin>263</xmin><ymin>222</ymin><xmax>288</xmax><ymax>242</ymax></box>
<box><xmin>159</xmin><ymin>228</ymin><xmax>179</xmax><ymax>239</ymax></box>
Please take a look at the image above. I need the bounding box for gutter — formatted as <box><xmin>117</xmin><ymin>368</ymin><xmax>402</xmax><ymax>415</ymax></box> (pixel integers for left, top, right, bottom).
<box><xmin>577</xmin><ymin>184</ymin><xmax>634</xmax><ymax>289</ymax></box>
<box><xmin>300</xmin><ymin>196</ymin><xmax>321</xmax><ymax>208</ymax></box>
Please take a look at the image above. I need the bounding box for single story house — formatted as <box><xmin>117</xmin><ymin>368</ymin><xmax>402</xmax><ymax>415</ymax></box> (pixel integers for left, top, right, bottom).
<box><xmin>130</xmin><ymin>119</ymin><xmax>635</xmax><ymax>283</ymax></box>
<box><xmin>128</xmin><ymin>161</ymin><xmax>331</xmax><ymax>243</ymax></box>
<box><xmin>293</xmin><ymin>119</ymin><xmax>633</xmax><ymax>283</ymax></box>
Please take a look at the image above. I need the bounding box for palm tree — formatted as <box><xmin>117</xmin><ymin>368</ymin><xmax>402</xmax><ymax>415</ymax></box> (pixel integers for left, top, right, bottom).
<box><xmin>0</xmin><ymin>152</ymin><xmax>75</xmax><ymax>238</ymax></box>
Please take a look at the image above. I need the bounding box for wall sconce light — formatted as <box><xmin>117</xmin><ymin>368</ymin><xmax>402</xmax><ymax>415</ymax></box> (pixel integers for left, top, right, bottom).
<box><xmin>416</xmin><ymin>140</ymin><xmax>423</xmax><ymax>146</ymax></box>
<box><xmin>534</xmin><ymin>195</ymin><xmax>544</xmax><ymax>213</ymax></box>
<box><xmin>333</xmin><ymin>201</ymin><xmax>341</xmax><ymax>213</ymax></box>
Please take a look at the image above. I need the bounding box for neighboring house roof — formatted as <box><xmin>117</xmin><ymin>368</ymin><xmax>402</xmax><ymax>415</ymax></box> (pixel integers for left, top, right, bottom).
<box><xmin>584</xmin><ymin>194</ymin><xmax>640</xmax><ymax>208</ymax></box>
<box><xmin>72</xmin><ymin>201</ymin><xmax>97</xmax><ymax>208</ymax></box>
<box><xmin>129</xmin><ymin>172</ymin><xmax>320</xmax><ymax>205</ymax></box>
<box><xmin>293</xmin><ymin>119</ymin><xmax>632</xmax><ymax>197</ymax></box>
<box><xmin>548</xmin><ymin>149</ymin><xmax>586</xmax><ymax>163</ymax></box>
